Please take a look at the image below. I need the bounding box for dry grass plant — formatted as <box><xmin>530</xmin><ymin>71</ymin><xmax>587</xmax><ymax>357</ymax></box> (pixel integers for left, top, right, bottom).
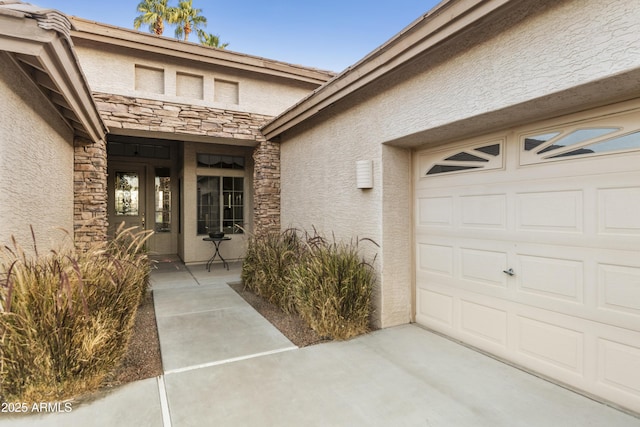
<box><xmin>241</xmin><ymin>228</ymin><xmax>301</xmax><ymax>313</ymax></box>
<box><xmin>0</xmin><ymin>224</ymin><xmax>152</xmax><ymax>404</ymax></box>
<box><xmin>291</xmin><ymin>235</ymin><xmax>377</xmax><ymax>340</ymax></box>
<box><xmin>242</xmin><ymin>228</ymin><xmax>377</xmax><ymax>340</ymax></box>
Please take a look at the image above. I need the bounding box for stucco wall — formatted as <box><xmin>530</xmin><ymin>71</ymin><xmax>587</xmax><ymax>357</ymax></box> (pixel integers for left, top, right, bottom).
<box><xmin>280</xmin><ymin>94</ymin><xmax>413</xmax><ymax>327</ymax></box>
<box><xmin>278</xmin><ymin>0</ymin><xmax>640</xmax><ymax>328</ymax></box>
<box><xmin>73</xmin><ymin>42</ymin><xmax>318</xmax><ymax>117</ymax></box>
<box><xmin>348</xmin><ymin>0</ymin><xmax>640</xmax><ymax>147</ymax></box>
<box><xmin>0</xmin><ymin>53</ymin><xmax>75</xmax><ymax>252</ymax></box>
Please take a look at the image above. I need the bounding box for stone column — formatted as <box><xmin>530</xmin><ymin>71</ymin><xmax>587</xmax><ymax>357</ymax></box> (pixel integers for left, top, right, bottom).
<box><xmin>252</xmin><ymin>138</ymin><xmax>281</xmax><ymax>236</ymax></box>
<box><xmin>73</xmin><ymin>137</ymin><xmax>108</xmax><ymax>251</ymax></box>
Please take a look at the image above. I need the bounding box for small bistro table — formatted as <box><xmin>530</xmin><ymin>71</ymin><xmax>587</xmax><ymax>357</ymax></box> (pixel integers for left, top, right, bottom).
<box><xmin>202</xmin><ymin>236</ymin><xmax>231</xmax><ymax>272</ymax></box>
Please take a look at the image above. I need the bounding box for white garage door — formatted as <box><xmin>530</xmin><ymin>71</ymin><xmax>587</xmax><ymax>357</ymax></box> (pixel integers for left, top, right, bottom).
<box><xmin>414</xmin><ymin>104</ymin><xmax>640</xmax><ymax>413</ymax></box>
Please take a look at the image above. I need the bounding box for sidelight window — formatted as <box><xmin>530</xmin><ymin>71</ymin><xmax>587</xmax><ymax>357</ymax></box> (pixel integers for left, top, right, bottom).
<box><xmin>155</xmin><ymin>168</ymin><xmax>171</xmax><ymax>232</ymax></box>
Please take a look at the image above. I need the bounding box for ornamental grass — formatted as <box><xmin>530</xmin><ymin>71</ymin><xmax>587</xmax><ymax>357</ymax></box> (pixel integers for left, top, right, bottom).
<box><xmin>291</xmin><ymin>236</ymin><xmax>377</xmax><ymax>340</ymax></box>
<box><xmin>242</xmin><ymin>229</ymin><xmax>377</xmax><ymax>340</ymax></box>
<box><xmin>241</xmin><ymin>228</ymin><xmax>302</xmax><ymax>314</ymax></box>
<box><xmin>0</xmin><ymin>225</ymin><xmax>152</xmax><ymax>404</ymax></box>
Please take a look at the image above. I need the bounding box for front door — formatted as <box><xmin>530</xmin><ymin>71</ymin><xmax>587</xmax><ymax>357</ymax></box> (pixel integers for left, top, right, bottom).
<box><xmin>108</xmin><ymin>164</ymin><xmax>147</xmax><ymax>235</ymax></box>
<box><xmin>108</xmin><ymin>162</ymin><xmax>176</xmax><ymax>255</ymax></box>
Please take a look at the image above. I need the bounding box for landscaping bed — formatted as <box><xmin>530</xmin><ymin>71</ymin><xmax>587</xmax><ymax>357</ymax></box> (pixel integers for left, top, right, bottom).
<box><xmin>241</xmin><ymin>229</ymin><xmax>378</xmax><ymax>341</ymax></box>
<box><xmin>101</xmin><ymin>291</ymin><xmax>162</xmax><ymax>388</ymax></box>
<box><xmin>1</xmin><ymin>227</ymin><xmax>376</xmax><ymax>403</ymax></box>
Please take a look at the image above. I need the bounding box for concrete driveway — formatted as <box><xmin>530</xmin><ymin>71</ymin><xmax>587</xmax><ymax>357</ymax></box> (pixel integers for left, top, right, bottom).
<box><xmin>3</xmin><ymin>259</ymin><xmax>639</xmax><ymax>426</ymax></box>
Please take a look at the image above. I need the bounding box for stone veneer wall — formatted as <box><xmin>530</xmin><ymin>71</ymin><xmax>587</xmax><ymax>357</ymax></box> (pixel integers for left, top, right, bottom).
<box><xmin>94</xmin><ymin>93</ymin><xmax>272</xmax><ymax>142</ymax></box>
<box><xmin>253</xmin><ymin>139</ymin><xmax>281</xmax><ymax>235</ymax></box>
<box><xmin>74</xmin><ymin>137</ymin><xmax>108</xmax><ymax>251</ymax></box>
<box><xmin>93</xmin><ymin>92</ymin><xmax>281</xmax><ymax>236</ymax></box>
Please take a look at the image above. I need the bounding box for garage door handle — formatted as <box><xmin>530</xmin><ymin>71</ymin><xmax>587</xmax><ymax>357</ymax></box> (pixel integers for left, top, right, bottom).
<box><xmin>503</xmin><ymin>268</ymin><xmax>515</xmax><ymax>276</ymax></box>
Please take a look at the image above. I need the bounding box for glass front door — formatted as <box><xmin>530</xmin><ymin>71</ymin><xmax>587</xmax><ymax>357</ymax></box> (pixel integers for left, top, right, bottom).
<box><xmin>108</xmin><ymin>165</ymin><xmax>147</xmax><ymax>235</ymax></box>
<box><xmin>107</xmin><ymin>135</ymin><xmax>178</xmax><ymax>255</ymax></box>
<box><xmin>107</xmin><ymin>164</ymin><xmax>176</xmax><ymax>255</ymax></box>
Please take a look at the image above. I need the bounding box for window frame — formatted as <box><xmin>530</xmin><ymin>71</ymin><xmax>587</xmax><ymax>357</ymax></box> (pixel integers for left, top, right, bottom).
<box><xmin>196</xmin><ymin>153</ymin><xmax>245</xmax><ymax>235</ymax></box>
<box><xmin>519</xmin><ymin>109</ymin><xmax>640</xmax><ymax>166</ymax></box>
<box><xmin>419</xmin><ymin>139</ymin><xmax>505</xmax><ymax>178</ymax></box>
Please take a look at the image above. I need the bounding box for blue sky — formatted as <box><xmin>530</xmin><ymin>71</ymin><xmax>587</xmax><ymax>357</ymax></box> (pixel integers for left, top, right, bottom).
<box><xmin>31</xmin><ymin>0</ymin><xmax>441</xmax><ymax>72</ymax></box>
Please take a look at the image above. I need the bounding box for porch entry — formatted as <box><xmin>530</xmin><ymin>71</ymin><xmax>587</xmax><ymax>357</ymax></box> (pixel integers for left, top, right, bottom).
<box><xmin>107</xmin><ymin>162</ymin><xmax>175</xmax><ymax>255</ymax></box>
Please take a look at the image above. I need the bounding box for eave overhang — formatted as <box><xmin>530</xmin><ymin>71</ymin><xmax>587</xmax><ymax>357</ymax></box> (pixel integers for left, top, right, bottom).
<box><xmin>0</xmin><ymin>2</ymin><xmax>107</xmax><ymax>143</ymax></box>
<box><xmin>70</xmin><ymin>17</ymin><xmax>336</xmax><ymax>87</ymax></box>
<box><xmin>261</xmin><ymin>0</ymin><xmax>513</xmax><ymax>140</ymax></box>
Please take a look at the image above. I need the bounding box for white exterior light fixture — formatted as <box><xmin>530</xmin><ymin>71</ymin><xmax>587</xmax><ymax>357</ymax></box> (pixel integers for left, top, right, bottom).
<box><xmin>356</xmin><ymin>160</ymin><xmax>373</xmax><ymax>189</ymax></box>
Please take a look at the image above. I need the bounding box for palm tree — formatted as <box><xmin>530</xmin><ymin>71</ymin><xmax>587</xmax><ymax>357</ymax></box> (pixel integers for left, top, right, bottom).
<box><xmin>197</xmin><ymin>30</ymin><xmax>229</xmax><ymax>49</ymax></box>
<box><xmin>170</xmin><ymin>0</ymin><xmax>207</xmax><ymax>42</ymax></box>
<box><xmin>133</xmin><ymin>0</ymin><xmax>170</xmax><ymax>36</ymax></box>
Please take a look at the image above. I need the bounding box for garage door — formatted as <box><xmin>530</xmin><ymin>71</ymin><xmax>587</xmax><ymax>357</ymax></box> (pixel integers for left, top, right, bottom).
<box><xmin>414</xmin><ymin>104</ymin><xmax>640</xmax><ymax>413</ymax></box>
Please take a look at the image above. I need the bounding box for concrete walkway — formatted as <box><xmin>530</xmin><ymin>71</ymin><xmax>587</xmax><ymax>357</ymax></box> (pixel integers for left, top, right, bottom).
<box><xmin>3</xmin><ymin>258</ymin><xmax>639</xmax><ymax>426</ymax></box>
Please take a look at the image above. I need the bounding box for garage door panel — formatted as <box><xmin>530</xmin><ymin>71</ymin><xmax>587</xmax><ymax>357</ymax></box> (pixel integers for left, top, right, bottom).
<box><xmin>460</xmin><ymin>194</ymin><xmax>507</xmax><ymax>230</ymax></box>
<box><xmin>517</xmin><ymin>316</ymin><xmax>584</xmax><ymax>374</ymax></box>
<box><xmin>516</xmin><ymin>254</ymin><xmax>584</xmax><ymax>303</ymax></box>
<box><xmin>416</xmin><ymin>285</ymin><xmax>511</xmax><ymax>355</ymax></box>
<box><xmin>516</xmin><ymin>190</ymin><xmax>584</xmax><ymax>233</ymax></box>
<box><xmin>418</xmin><ymin>273</ymin><xmax>512</xmax><ymax>303</ymax></box>
<box><xmin>460</xmin><ymin>299</ymin><xmax>508</xmax><ymax>348</ymax></box>
<box><xmin>460</xmin><ymin>247</ymin><xmax>508</xmax><ymax>288</ymax></box>
<box><xmin>598</xmin><ymin>339</ymin><xmax>640</xmax><ymax>397</ymax></box>
<box><xmin>598</xmin><ymin>263</ymin><xmax>640</xmax><ymax>316</ymax></box>
<box><xmin>417</xmin><ymin>196</ymin><xmax>453</xmax><ymax>227</ymax></box>
<box><xmin>416</xmin><ymin>288</ymin><xmax>454</xmax><ymax>328</ymax></box>
<box><xmin>508</xmin><ymin>293</ymin><xmax>640</xmax><ymax>334</ymax></box>
<box><xmin>598</xmin><ymin>186</ymin><xmax>640</xmax><ymax>235</ymax></box>
<box><xmin>417</xmin><ymin>241</ymin><xmax>639</xmax><ymax>331</ymax></box>
<box><xmin>417</xmin><ymin>243</ymin><xmax>454</xmax><ymax>276</ymax></box>
<box><xmin>416</xmin><ymin>280</ymin><xmax>640</xmax><ymax>408</ymax></box>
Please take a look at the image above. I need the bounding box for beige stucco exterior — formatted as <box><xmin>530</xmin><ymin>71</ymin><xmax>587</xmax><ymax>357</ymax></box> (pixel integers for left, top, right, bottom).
<box><xmin>0</xmin><ymin>53</ymin><xmax>75</xmax><ymax>251</ymax></box>
<box><xmin>71</xmin><ymin>18</ymin><xmax>329</xmax><ymax>118</ymax></box>
<box><xmin>270</xmin><ymin>0</ymin><xmax>640</xmax><ymax>145</ymax></box>
<box><xmin>367</xmin><ymin>0</ymin><xmax>640</xmax><ymax>148</ymax></box>
<box><xmin>280</xmin><ymin>100</ymin><xmax>413</xmax><ymax>328</ymax></box>
<box><xmin>2</xmin><ymin>0</ymin><xmax>638</xmax><ymax>316</ymax></box>
<box><xmin>270</xmin><ymin>0</ymin><xmax>640</xmax><ymax>413</ymax></box>
<box><xmin>274</xmin><ymin>0</ymin><xmax>640</xmax><ymax>329</ymax></box>
<box><xmin>0</xmin><ymin>3</ymin><xmax>107</xmax><ymax>252</ymax></box>
<box><xmin>0</xmin><ymin>3</ymin><xmax>333</xmax><ymax>261</ymax></box>
<box><xmin>73</xmin><ymin>42</ymin><xmax>321</xmax><ymax>118</ymax></box>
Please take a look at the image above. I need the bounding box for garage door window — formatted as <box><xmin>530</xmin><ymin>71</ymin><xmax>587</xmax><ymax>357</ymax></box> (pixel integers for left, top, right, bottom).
<box><xmin>522</xmin><ymin>127</ymin><xmax>640</xmax><ymax>164</ymax></box>
<box><xmin>423</xmin><ymin>142</ymin><xmax>502</xmax><ymax>176</ymax></box>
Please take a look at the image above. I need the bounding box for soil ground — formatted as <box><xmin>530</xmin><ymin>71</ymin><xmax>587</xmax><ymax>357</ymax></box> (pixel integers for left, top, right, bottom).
<box><xmin>102</xmin><ymin>291</ymin><xmax>163</xmax><ymax>388</ymax></box>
